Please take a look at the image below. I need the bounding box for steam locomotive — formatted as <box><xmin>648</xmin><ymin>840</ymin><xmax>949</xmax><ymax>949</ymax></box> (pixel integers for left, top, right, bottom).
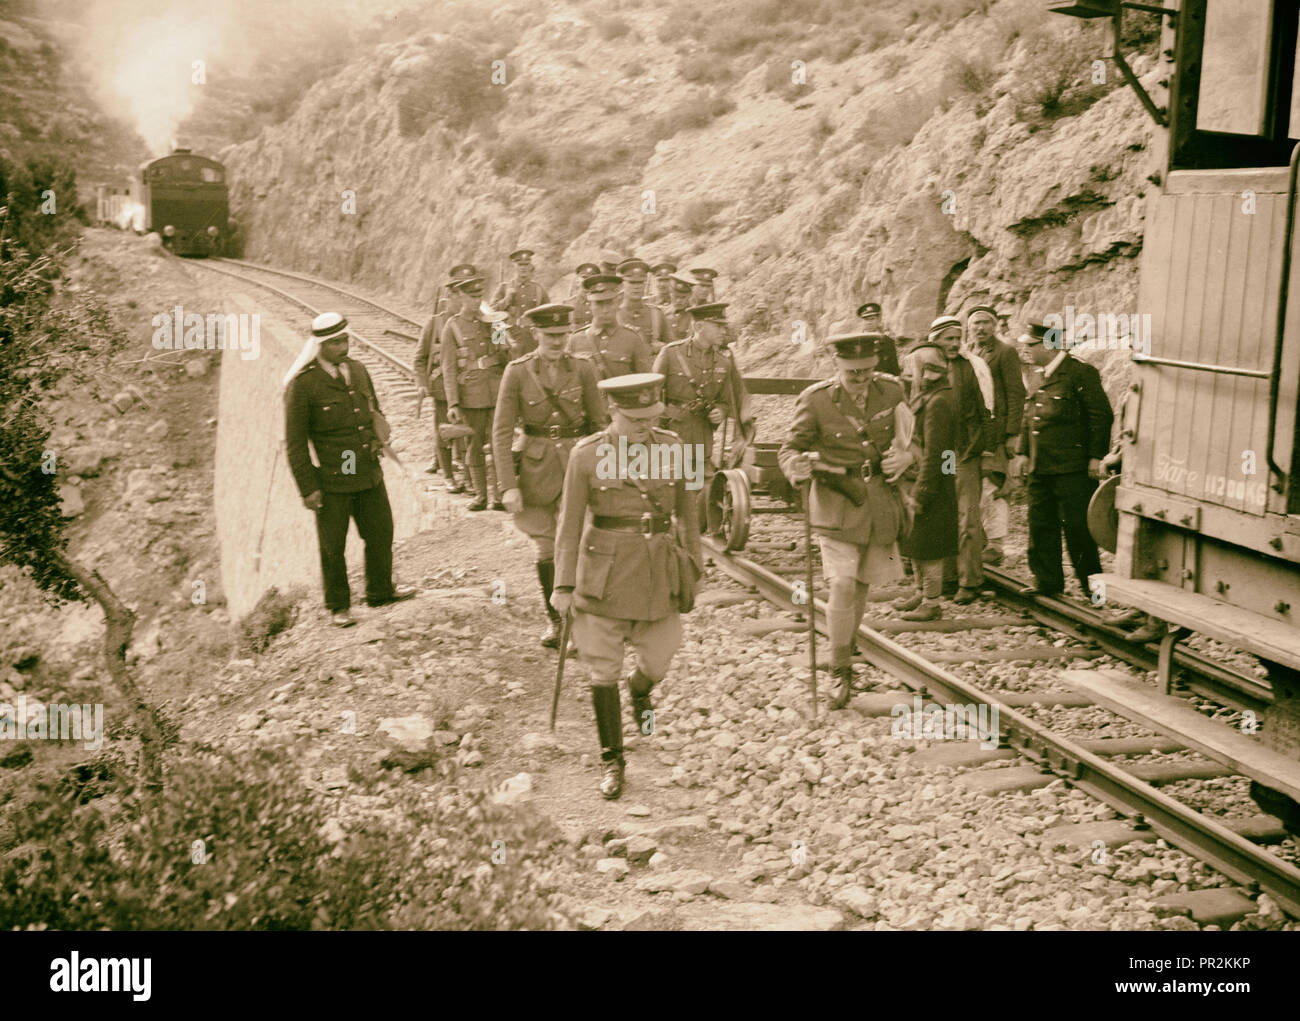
<box><xmin>120</xmin><ymin>148</ymin><xmax>230</xmax><ymax>257</ymax></box>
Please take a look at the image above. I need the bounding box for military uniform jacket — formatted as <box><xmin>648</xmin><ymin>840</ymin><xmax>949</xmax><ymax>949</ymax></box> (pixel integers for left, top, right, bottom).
<box><xmin>570</xmin><ymin>290</ymin><xmax>593</xmax><ymax>330</ymax></box>
<box><xmin>778</xmin><ymin>375</ymin><xmax>906</xmax><ymax>545</ymax></box>
<box><xmin>653</xmin><ymin>339</ymin><xmax>750</xmax><ymax>448</ymax></box>
<box><xmin>441</xmin><ymin>312</ymin><xmax>509</xmax><ymax>409</ymax></box>
<box><xmin>555</xmin><ymin>427</ymin><xmax>703</xmax><ymax>621</ymax></box>
<box><xmin>1020</xmin><ymin>355</ymin><xmax>1113</xmax><ymax>475</ymax></box>
<box><xmin>492</xmin><ymin>351</ymin><xmax>607</xmax><ymax>506</ymax></box>
<box><xmin>566</xmin><ymin>321</ymin><xmax>653</xmax><ymax>380</ymax></box>
<box><xmin>618</xmin><ymin>301</ymin><xmax>670</xmax><ymax>351</ymax></box>
<box><xmin>285</xmin><ymin>358</ymin><xmax>384</xmax><ymax>496</ymax></box>
<box><xmin>490</xmin><ymin>280</ymin><xmax>549</xmax><ymax>324</ymax></box>
<box><xmin>414</xmin><ymin>309</ymin><xmax>448</xmax><ymax>396</ymax></box>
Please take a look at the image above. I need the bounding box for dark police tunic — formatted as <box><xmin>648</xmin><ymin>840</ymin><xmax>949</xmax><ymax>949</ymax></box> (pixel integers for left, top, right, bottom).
<box><xmin>898</xmin><ymin>382</ymin><xmax>959</xmax><ymax>562</ymax></box>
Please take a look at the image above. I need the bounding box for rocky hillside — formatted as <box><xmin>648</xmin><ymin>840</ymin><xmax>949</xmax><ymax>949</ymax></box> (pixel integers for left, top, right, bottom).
<box><xmin>215</xmin><ymin>0</ymin><xmax>1162</xmax><ymax>397</ymax></box>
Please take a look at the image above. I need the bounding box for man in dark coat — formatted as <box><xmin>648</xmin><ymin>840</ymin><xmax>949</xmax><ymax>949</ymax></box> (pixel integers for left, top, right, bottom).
<box><xmin>284</xmin><ymin>312</ymin><xmax>415</xmax><ymax>626</ymax></box>
<box><xmin>1010</xmin><ymin>320</ymin><xmax>1114</xmax><ymax>597</ymax></box>
<box><xmin>966</xmin><ymin>304</ymin><xmax>1025</xmax><ymax>566</ymax></box>
<box><xmin>887</xmin><ymin>343</ymin><xmax>959</xmax><ymax>621</ymax></box>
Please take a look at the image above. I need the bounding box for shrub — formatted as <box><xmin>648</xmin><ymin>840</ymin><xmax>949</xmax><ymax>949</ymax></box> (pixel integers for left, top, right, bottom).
<box><xmin>594</xmin><ymin>15</ymin><xmax>632</xmax><ymax>40</ymax></box>
<box><xmin>488</xmin><ymin>132</ymin><xmax>550</xmax><ymax>180</ymax></box>
<box><xmin>235</xmin><ymin>586</ymin><xmax>300</xmax><ymax>656</ymax></box>
<box><xmin>949</xmin><ymin>51</ymin><xmax>999</xmax><ymax>95</ymax></box>
<box><xmin>679</xmin><ymin>53</ymin><xmax>732</xmax><ymax>84</ymax></box>
<box><xmin>396</xmin><ymin>40</ymin><xmax>508</xmax><ymax>136</ymax></box>
<box><xmin>0</xmin><ymin>747</ymin><xmax>574</xmax><ymax>930</ymax></box>
<box><xmin>677</xmin><ymin>198</ymin><xmax>724</xmax><ymax>235</ymax></box>
<box><xmin>763</xmin><ymin>60</ymin><xmax>813</xmax><ymax>102</ymax></box>
<box><xmin>650</xmin><ymin>90</ymin><xmax>736</xmax><ymax>140</ymax></box>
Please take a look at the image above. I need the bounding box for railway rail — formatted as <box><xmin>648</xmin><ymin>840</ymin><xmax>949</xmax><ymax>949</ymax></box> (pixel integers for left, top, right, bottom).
<box><xmin>197</xmin><ymin>256</ymin><xmax>1300</xmax><ymax>920</ymax></box>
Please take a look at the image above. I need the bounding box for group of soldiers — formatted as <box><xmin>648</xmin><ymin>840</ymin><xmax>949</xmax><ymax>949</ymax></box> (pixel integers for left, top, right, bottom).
<box><xmin>284</xmin><ymin>245</ymin><xmax>1121</xmax><ymax>799</ymax></box>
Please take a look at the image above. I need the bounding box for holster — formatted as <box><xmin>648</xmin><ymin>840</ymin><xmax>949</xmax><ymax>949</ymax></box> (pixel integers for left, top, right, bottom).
<box><xmin>818</xmin><ymin>471</ymin><xmax>868</xmax><ymax>507</ymax></box>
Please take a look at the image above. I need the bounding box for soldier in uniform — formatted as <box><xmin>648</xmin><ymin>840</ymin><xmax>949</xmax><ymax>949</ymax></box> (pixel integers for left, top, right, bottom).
<box><xmin>415</xmin><ymin>264</ymin><xmax>478</xmax><ymax>488</ymax></box>
<box><xmin>689</xmin><ymin>267</ymin><xmax>718</xmax><ymax>304</ymax></box>
<box><xmin>490</xmin><ymin>248</ymin><xmax>549</xmax><ymax>323</ymax></box>
<box><xmin>566</xmin><ymin>274</ymin><xmax>654</xmax><ymax>380</ymax></box>
<box><xmin>667</xmin><ymin>275</ymin><xmax>695</xmax><ymax>341</ymax></box>
<box><xmin>779</xmin><ymin>332</ymin><xmax>907</xmax><ymax>709</ymax></box>
<box><xmin>616</xmin><ymin>257</ymin><xmax>671</xmax><ymax>354</ymax></box>
<box><xmin>493</xmin><ymin>304</ymin><xmax>607</xmax><ymax>647</ymax></box>
<box><xmin>650</xmin><ymin>260</ymin><xmax>677</xmax><ymax>309</ymax></box>
<box><xmin>284</xmin><ymin>313</ymin><xmax>415</xmax><ymax>627</ymax></box>
<box><xmin>551</xmin><ymin>372</ymin><xmax>702</xmax><ymax>799</ymax></box>
<box><xmin>855</xmin><ymin>301</ymin><xmax>901</xmax><ymax>377</ymax></box>
<box><xmin>442</xmin><ymin>271</ymin><xmax>511</xmax><ymax>511</ymax></box>
<box><xmin>491</xmin><ymin>248</ymin><xmax>549</xmax><ymax>357</ymax></box>
<box><xmin>569</xmin><ymin>262</ymin><xmax>601</xmax><ymax>330</ymax></box>
<box><xmin>1009</xmin><ymin>320</ymin><xmax>1114</xmax><ymax>597</ymax></box>
<box><xmin>928</xmin><ymin>315</ymin><xmax>994</xmax><ymax>603</ymax></box>
<box><xmin>653</xmin><ymin>301</ymin><xmax>753</xmax><ymax>517</ymax></box>
<box><xmin>965</xmin><ymin>304</ymin><xmax>1026</xmax><ymax>566</ymax></box>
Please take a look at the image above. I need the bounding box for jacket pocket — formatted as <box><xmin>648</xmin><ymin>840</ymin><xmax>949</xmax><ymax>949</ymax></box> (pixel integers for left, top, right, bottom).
<box><xmin>576</xmin><ymin>535</ymin><xmax>617</xmax><ymax>600</ymax></box>
<box><xmin>519</xmin><ymin>441</ymin><xmax>562</xmax><ymax>506</ymax></box>
<box><xmin>809</xmin><ymin>479</ymin><xmax>846</xmax><ymax>529</ymax></box>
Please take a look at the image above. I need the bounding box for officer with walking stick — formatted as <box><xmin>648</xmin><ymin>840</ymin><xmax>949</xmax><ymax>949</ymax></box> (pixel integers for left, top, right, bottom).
<box><xmin>779</xmin><ymin>331</ymin><xmax>907</xmax><ymax>710</ymax></box>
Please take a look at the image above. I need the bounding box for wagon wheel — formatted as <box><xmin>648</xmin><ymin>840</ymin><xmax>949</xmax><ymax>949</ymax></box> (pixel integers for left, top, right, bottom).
<box><xmin>707</xmin><ymin>468</ymin><xmax>751</xmax><ymax>551</ymax></box>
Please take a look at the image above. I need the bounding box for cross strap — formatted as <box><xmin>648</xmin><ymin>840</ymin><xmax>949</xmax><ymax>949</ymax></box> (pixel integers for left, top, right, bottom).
<box><xmin>669</xmin><ymin>343</ymin><xmax>725</xmax><ymax>408</ymax></box>
<box><xmin>523</xmin><ymin>357</ymin><xmax>584</xmax><ymax>431</ymax></box>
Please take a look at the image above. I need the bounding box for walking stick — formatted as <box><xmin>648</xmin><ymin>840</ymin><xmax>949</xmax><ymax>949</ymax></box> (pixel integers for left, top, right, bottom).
<box><xmin>801</xmin><ymin>470</ymin><xmax>818</xmax><ymax>720</ymax></box>
<box><xmin>550</xmin><ymin>610</ymin><xmax>573</xmax><ymax>730</ymax></box>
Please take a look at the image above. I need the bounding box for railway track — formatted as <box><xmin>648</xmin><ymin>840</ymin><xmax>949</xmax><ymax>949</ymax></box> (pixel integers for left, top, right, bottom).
<box><xmin>198</xmin><ymin>256</ymin><xmax>1300</xmax><ymax>921</ymax></box>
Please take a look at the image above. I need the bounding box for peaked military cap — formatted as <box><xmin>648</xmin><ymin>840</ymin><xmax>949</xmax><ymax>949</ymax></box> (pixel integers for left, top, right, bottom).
<box><xmin>598</xmin><ymin>372</ymin><xmax>666</xmax><ymax>419</ymax></box>
<box><xmin>669</xmin><ymin>274</ymin><xmax>695</xmax><ymax>293</ymax></box>
<box><xmin>509</xmin><ymin>248</ymin><xmax>535</xmax><ymax>262</ymax></box>
<box><xmin>312</xmin><ymin>312</ymin><xmax>348</xmax><ymax>340</ymax></box>
<box><xmin>455</xmin><ymin>275</ymin><xmax>486</xmax><ymax>294</ymax></box>
<box><xmin>583</xmin><ymin>273</ymin><xmax>624</xmax><ymax>298</ymax></box>
<box><xmin>448</xmin><ymin>263</ymin><xmax>479</xmax><ymax>282</ymax></box>
<box><xmin>827</xmin><ymin>332</ymin><xmax>883</xmax><ymax>365</ymax></box>
<box><xmin>524</xmin><ymin>303</ymin><xmax>575</xmax><ymax>331</ymax></box>
<box><xmin>687</xmin><ymin>302</ymin><xmax>728</xmax><ymax>321</ymax></box>
<box><xmin>856</xmin><ymin>302</ymin><xmax>882</xmax><ymax>318</ymax></box>
<box><xmin>575</xmin><ymin>262</ymin><xmax>601</xmax><ymax>278</ymax></box>
<box><xmin>1017</xmin><ymin>318</ymin><xmax>1057</xmax><ymax>345</ymax></box>
<box><xmin>617</xmin><ymin>257</ymin><xmax>652</xmax><ymax>280</ymax></box>
<box><xmin>650</xmin><ymin>261</ymin><xmax>677</xmax><ymax>275</ymax></box>
<box><xmin>689</xmin><ymin>267</ymin><xmax>718</xmax><ymax>281</ymax></box>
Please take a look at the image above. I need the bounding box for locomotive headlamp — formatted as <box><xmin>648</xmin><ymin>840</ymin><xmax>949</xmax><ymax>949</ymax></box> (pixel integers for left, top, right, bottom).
<box><xmin>163</xmin><ymin>225</ymin><xmax>175</xmax><ymax>237</ymax></box>
<box><xmin>207</xmin><ymin>225</ymin><xmax>218</xmax><ymax>236</ymax></box>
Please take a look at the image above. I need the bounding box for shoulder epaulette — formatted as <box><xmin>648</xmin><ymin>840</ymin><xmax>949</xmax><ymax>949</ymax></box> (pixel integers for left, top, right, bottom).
<box><xmin>507</xmin><ymin>351</ymin><xmax>536</xmax><ymax>367</ymax></box>
<box><xmin>574</xmin><ymin>429</ymin><xmax>610</xmax><ymax>449</ymax></box>
<box><xmin>804</xmin><ymin>378</ymin><xmax>836</xmax><ymax>396</ymax></box>
<box><xmin>651</xmin><ymin>425</ymin><xmax>682</xmax><ymax>443</ymax></box>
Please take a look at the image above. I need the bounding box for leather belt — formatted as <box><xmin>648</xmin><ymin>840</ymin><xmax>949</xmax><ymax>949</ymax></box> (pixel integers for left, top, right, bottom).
<box><xmin>476</xmin><ymin>355</ymin><xmax>500</xmax><ymax>370</ymax></box>
<box><xmin>593</xmin><ymin>514</ymin><xmax>673</xmax><ymax>535</ymax></box>
<box><xmin>525</xmin><ymin>423</ymin><xmax>585</xmax><ymax>438</ymax></box>
<box><xmin>853</xmin><ymin>460</ymin><xmax>881</xmax><ymax>479</ymax></box>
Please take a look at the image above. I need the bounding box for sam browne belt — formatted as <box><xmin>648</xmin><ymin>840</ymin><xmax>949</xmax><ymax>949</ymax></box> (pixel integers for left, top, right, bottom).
<box><xmin>593</xmin><ymin>514</ymin><xmax>673</xmax><ymax>535</ymax></box>
<box><xmin>524</xmin><ymin>423</ymin><xmax>586</xmax><ymax>438</ymax></box>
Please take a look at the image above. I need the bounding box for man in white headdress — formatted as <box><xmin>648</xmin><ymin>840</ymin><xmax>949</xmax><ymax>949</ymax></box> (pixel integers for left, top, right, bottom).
<box><xmin>284</xmin><ymin>312</ymin><xmax>415</xmax><ymax>627</ymax></box>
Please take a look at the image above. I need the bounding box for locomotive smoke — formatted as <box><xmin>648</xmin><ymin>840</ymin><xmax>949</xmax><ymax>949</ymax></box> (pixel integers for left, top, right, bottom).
<box><xmin>75</xmin><ymin>0</ymin><xmax>231</xmax><ymax>156</ymax></box>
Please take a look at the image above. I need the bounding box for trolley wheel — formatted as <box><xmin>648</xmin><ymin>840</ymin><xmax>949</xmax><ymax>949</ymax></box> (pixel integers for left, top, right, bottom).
<box><xmin>707</xmin><ymin>468</ymin><xmax>751</xmax><ymax>551</ymax></box>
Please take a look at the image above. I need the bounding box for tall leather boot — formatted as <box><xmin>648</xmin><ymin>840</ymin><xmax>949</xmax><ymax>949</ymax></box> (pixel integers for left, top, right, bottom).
<box><xmin>591</xmin><ymin>685</ymin><xmax>625</xmax><ymax>800</ymax></box>
<box><xmin>485</xmin><ymin>444</ymin><xmax>505</xmax><ymax>511</ymax></box>
<box><xmin>466</xmin><ymin>460</ymin><xmax>487</xmax><ymax>511</ymax></box>
<box><xmin>829</xmin><ymin>645</ymin><xmax>854</xmax><ymax>710</ymax></box>
<box><xmin>627</xmin><ymin>667</ymin><xmax>656</xmax><ymax>735</ymax></box>
<box><xmin>537</xmin><ymin>560</ymin><xmax>561</xmax><ymax>648</ymax></box>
